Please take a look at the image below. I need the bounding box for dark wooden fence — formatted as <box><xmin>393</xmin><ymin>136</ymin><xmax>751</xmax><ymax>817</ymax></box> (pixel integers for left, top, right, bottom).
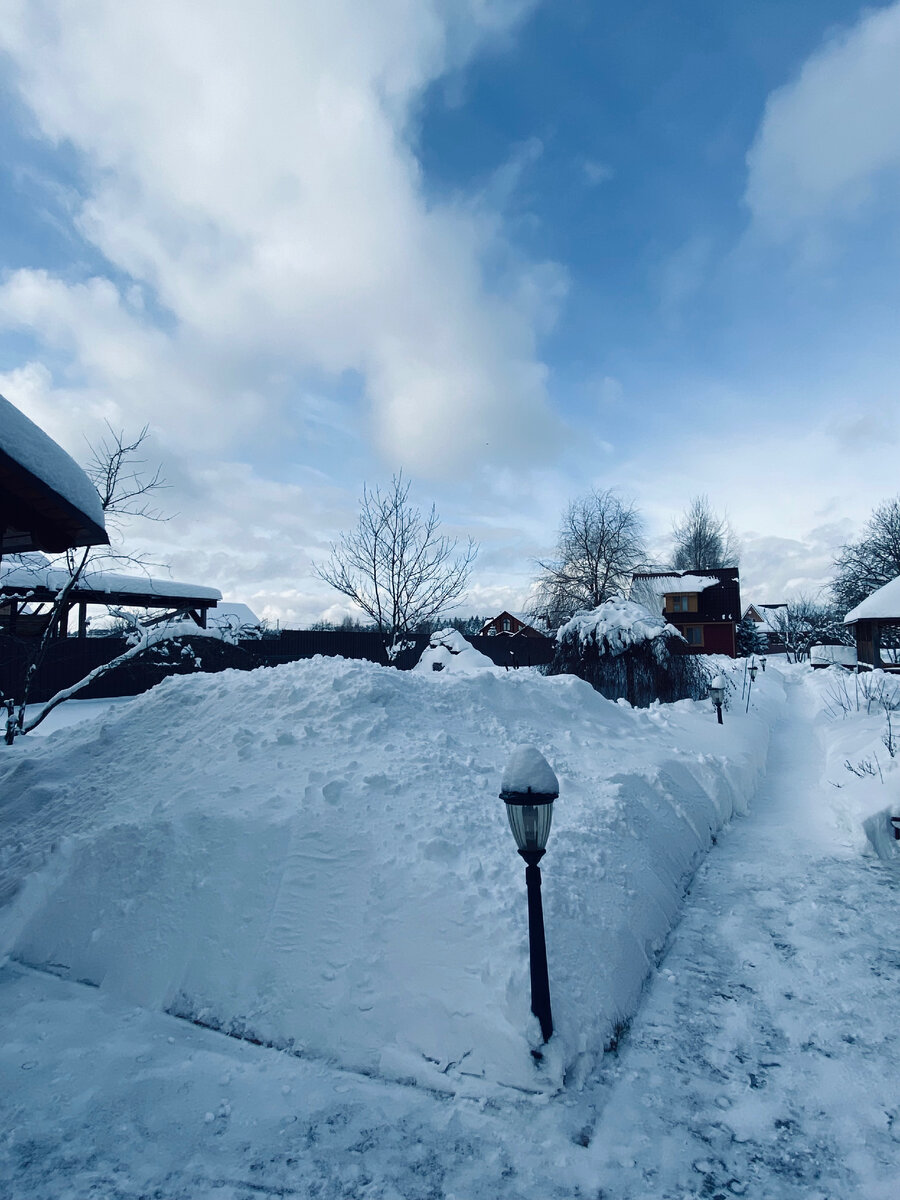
<box><xmin>0</xmin><ymin>630</ymin><xmax>555</xmax><ymax>704</ymax></box>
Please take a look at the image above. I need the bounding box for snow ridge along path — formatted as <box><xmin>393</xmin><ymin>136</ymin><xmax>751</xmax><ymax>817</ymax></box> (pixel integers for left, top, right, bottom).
<box><xmin>584</xmin><ymin>668</ymin><xmax>900</xmax><ymax>1199</ymax></box>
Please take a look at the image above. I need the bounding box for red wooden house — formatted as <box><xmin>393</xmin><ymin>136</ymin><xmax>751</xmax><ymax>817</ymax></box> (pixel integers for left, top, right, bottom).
<box><xmin>479</xmin><ymin>610</ymin><xmax>549</xmax><ymax>638</ymax></box>
<box><xmin>631</xmin><ymin>568</ymin><xmax>741</xmax><ymax>657</ymax></box>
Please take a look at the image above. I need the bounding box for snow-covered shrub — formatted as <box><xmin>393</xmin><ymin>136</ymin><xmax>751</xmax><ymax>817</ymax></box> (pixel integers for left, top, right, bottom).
<box><xmin>413</xmin><ymin>627</ymin><xmax>497</xmax><ymax>675</ymax></box>
<box><xmin>547</xmin><ymin>598</ymin><xmax>711</xmax><ymax>707</ymax></box>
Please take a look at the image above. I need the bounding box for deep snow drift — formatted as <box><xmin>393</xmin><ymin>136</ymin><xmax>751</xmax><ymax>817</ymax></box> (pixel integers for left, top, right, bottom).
<box><xmin>0</xmin><ymin>654</ymin><xmax>774</xmax><ymax>1096</ymax></box>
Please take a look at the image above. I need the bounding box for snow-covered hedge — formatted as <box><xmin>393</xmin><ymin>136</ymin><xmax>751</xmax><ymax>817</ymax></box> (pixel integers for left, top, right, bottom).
<box><xmin>549</xmin><ymin>598</ymin><xmax>710</xmax><ymax>707</ymax></box>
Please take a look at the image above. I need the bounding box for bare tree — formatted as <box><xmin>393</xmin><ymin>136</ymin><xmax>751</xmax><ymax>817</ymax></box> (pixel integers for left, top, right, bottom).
<box><xmin>9</xmin><ymin>426</ymin><xmax>169</xmax><ymax>733</ymax></box>
<box><xmin>832</xmin><ymin>496</ymin><xmax>900</xmax><ymax>612</ymax></box>
<box><xmin>765</xmin><ymin>595</ymin><xmax>850</xmax><ymax>663</ymax></box>
<box><xmin>533</xmin><ymin>489</ymin><xmax>646</xmax><ymax>625</ymax></box>
<box><xmin>671</xmin><ymin>495</ymin><xmax>740</xmax><ymax>571</ymax></box>
<box><xmin>315</xmin><ymin>474</ymin><xmax>477</xmax><ymax>661</ymax></box>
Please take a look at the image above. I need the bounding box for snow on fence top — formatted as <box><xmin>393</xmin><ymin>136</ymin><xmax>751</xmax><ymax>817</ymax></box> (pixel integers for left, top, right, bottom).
<box><xmin>844</xmin><ymin>575</ymin><xmax>900</xmax><ymax>624</ymax></box>
<box><xmin>557</xmin><ymin>598</ymin><xmax>685</xmax><ymax>657</ymax></box>
<box><xmin>0</xmin><ymin>393</ymin><xmax>105</xmax><ymax>528</ymax></box>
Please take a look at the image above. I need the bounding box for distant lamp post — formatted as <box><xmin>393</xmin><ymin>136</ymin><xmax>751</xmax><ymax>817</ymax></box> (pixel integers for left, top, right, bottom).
<box><xmin>500</xmin><ymin>745</ymin><xmax>558</xmax><ymax>1045</ymax></box>
<box><xmin>746</xmin><ymin>660</ymin><xmax>759</xmax><ymax>712</ymax></box>
<box><xmin>710</xmin><ymin>675</ymin><xmax>726</xmax><ymax>724</ymax></box>
<box><xmin>760</xmin><ymin>656</ymin><xmax>767</xmax><ymax>673</ymax></box>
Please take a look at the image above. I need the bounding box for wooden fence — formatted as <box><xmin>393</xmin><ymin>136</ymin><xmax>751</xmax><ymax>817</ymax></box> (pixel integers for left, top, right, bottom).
<box><xmin>0</xmin><ymin>630</ymin><xmax>555</xmax><ymax>705</ymax></box>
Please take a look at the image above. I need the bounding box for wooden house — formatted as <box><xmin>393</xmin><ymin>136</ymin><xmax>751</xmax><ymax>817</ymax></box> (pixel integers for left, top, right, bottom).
<box><xmin>479</xmin><ymin>610</ymin><xmax>549</xmax><ymax>638</ymax></box>
<box><xmin>743</xmin><ymin>602</ymin><xmax>787</xmax><ymax>653</ymax></box>
<box><xmin>631</xmin><ymin>568</ymin><xmax>741</xmax><ymax>657</ymax></box>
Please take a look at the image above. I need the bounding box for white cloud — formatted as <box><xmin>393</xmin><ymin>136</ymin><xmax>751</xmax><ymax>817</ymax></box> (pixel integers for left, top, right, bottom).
<box><xmin>0</xmin><ymin>0</ymin><xmax>559</xmax><ymax>475</ymax></box>
<box><xmin>746</xmin><ymin>1</ymin><xmax>900</xmax><ymax>240</ymax></box>
<box><xmin>582</xmin><ymin>159</ymin><xmax>614</xmax><ymax>186</ymax></box>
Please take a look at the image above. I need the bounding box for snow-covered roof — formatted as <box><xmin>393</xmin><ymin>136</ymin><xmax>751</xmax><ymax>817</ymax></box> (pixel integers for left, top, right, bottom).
<box><xmin>479</xmin><ymin>610</ymin><xmax>548</xmax><ymax>635</ymax></box>
<box><xmin>633</xmin><ymin>573</ymin><xmax>719</xmax><ymax>596</ymax></box>
<box><xmin>844</xmin><ymin>577</ymin><xmax>900</xmax><ymax>624</ymax></box>
<box><xmin>0</xmin><ymin>393</ymin><xmax>107</xmax><ymax>550</ymax></box>
<box><xmin>209</xmin><ymin>602</ymin><xmax>260</xmax><ymax>628</ymax></box>
<box><xmin>744</xmin><ymin>603</ymin><xmax>786</xmax><ymax>633</ymax></box>
<box><xmin>0</xmin><ymin>559</ymin><xmax>221</xmax><ymax>603</ymax></box>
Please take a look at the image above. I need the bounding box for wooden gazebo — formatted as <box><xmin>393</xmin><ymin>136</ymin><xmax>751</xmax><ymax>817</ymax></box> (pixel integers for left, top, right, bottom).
<box><xmin>0</xmin><ymin>394</ymin><xmax>108</xmax><ymax>555</ymax></box>
<box><xmin>0</xmin><ymin>561</ymin><xmax>221</xmax><ymax>638</ymax></box>
<box><xmin>844</xmin><ymin>577</ymin><xmax>900</xmax><ymax>670</ymax></box>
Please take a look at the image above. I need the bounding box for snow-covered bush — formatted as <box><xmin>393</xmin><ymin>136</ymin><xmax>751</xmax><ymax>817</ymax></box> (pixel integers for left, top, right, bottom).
<box><xmin>547</xmin><ymin>598</ymin><xmax>711</xmax><ymax>707</ymax></box>
<box><xmin>413</xmin><ymin>627</ymin><xmax>497</xmax><ymax>675</ymax></box>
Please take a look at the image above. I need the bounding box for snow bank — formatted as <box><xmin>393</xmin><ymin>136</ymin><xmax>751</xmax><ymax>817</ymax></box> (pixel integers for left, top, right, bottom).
<box><xmin>0</xmin><ymin>655</ymin><xmax>777</xmax><ymax>1096</ymax></box>
<box><xmin>802</xmin><ymin>665</ymin><xmax>900</xmax><ymax>861</ymax></box>
<box><xmin>557</xmin><ymin>598</ymin><xmax>684</xmax><ymax>657</ymax></box>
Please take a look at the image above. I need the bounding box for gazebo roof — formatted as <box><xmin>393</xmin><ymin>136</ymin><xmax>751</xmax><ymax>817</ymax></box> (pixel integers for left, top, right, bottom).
<box><xmin>0</xmin><ymin>558</ymin><xmax>221</xmax><ymax>612</ymax></box>
<box><xmin>844</xmin><ymin>576</ymin><xmax>900</xmax><ymax>625</ymax></box>
<box><xmin>0</xmin><ymin>394</ymin><xmax>108</xmax><ymax>554</ymax></box>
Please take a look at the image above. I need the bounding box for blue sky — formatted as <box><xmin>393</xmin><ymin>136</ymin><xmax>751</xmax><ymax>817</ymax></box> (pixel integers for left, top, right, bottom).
<box><xmin>0</xmin><ymin>0</ymin><xmax>898</xmax><ymax>623</ymax></box>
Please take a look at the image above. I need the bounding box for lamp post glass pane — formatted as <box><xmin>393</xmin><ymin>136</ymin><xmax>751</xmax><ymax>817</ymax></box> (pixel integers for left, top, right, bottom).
<box><xmin>506</xmin><ymin>801</ymin><xmax>553</xmax><ymax>853</ymax></box>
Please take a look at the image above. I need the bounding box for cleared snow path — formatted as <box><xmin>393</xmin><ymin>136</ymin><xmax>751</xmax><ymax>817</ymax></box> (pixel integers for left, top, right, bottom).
<box><xmin>584</xmin><ymin>670</ymin><xmax>900</xmax><ymax>1198</ymax></box>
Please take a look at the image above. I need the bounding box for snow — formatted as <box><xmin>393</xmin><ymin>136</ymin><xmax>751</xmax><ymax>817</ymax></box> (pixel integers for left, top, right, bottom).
<box><xmin>746</xmin><ymin>603</ymin><xmax>786</xmax><ymax>633</ymax></box>
<box><xmin>557</xmin><ymin>597</ymin><xmax>685</xmax><ymax>655</ymax></box>
<box><xmin>810</xmin><ymin>642</ymin><xmax>857</xmax><ymax>667</ymax></box>
<box><xmin>633</xmin><ymin>572</ymin><xmax>719</xmax><ymax>595</ymax></box>
<box><xmin>1</xmin><ymin>657</ymin><xmax>898</xmax><ymax>1198</ymax></box>
<box><xmin>630</xmin><ymin>573</ymin><xmax>720</xmax><ymax>614</ymax></box>
<box><xmin>0</xmin><ymin>558</ymin><xmax>221</xmax><ymax>600</ymax></box>
<box><xmin>0</xmin><ymin>393</ymin><xmax>105</xmax><ymax>527</ymax></box>
<box><xmin>500</xmin><ymin>744</ymin><xmax>560</xmax><ymax>797</ymax></box>
<box><xmin>843</xmin><ymin>573</ymin><xmax>900</xmax><ymax>622</ymax></box>
<box><xmin>0</xmin><ymin>653</ymin><xmax>769</xmax><ymax>1098</ymax></box>
<box><xmin>20</xmin><ymin>696</ymin><xmax>134</xmax><ymax>735</ymax></box>
<box><xmin>208</xmin><ymin>601</ymin><xmax>261</xmax><ymax>629</ymax></box>
<box><xmin>413</xmin><ymin>625</ymin><xmax>499</xmax><ymax>674</ymax></box>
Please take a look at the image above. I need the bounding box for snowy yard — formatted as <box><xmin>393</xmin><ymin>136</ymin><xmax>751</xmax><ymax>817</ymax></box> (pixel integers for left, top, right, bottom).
<box><xmin>1</xmin><ymin>658</ymin><xmax>898</xmax><ymax>1197</ymax></box>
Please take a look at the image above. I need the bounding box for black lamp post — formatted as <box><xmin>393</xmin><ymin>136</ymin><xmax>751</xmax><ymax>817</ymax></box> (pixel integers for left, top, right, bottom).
<box><xmin>500</xmin><ymin>746</ymin><xmax>558</xmax><ymax>1045</ymax></box>
<box><xmin>746</xmin><ymin>660</ymin><xmax>758</xmax><ymax>712</ymax></box>
<box><xmin>760</xmin><ymin>656</ymin><xmax>767</xmax><ymax>673</ymax></box>
<box><xmin>710</xmin><ymin>674</ymin><xmax>726</xmax><ymax>724</ymax></box>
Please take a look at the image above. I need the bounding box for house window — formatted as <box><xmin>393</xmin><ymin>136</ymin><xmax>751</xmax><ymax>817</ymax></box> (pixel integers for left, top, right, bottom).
<box><xmin>502</xmin><ymin>617</ymin><xmax>511</xmax><ymax>632</ymax></box>
<box><xmin>670</xmin><ymin>594</ymin><xmax>690</xmax><ymax>612</ymax></box>
<box><xmin>683</xmin><ymin>625</ymin><xmax>704</xmax><ymax>646</ymax></box>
